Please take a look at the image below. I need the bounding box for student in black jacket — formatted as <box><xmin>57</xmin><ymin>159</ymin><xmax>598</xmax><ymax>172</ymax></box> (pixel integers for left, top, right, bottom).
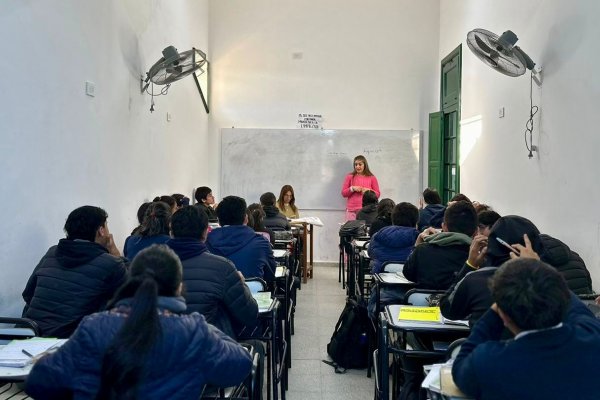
<box><xmin>356</xmin><ymin>190</ymin><xmax>378</xmax><ymax>225</ymax></box>
<box><xmin>167</xmin><ymin>206</ymin><xmax>258</xmax><ymax>339</ymax></box>
<box><xmin>260</xmin><ymin>192</ymin><xmax>290</xmax><ymax>231</ymax></box>
<box><xmin>194</xmin><ymin>186</ymin><xmax>218</xmax><ymax>222</ymax></box>
<box><xmin>22</xmin><ymin>206</ymin><xmax>127</xmax><ymax>338</ymax></box>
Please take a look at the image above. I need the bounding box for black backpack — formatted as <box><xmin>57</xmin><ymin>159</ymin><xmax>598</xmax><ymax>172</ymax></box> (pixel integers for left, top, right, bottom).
<box><xmin>338</xmin><ymin>220</ymin><xmax>367</xmax><ymax>238</ymax></box>
<box><xmin>325</xmin><ymin>298</ymin><xmax>369</xmax><ymax>371</ymax></box>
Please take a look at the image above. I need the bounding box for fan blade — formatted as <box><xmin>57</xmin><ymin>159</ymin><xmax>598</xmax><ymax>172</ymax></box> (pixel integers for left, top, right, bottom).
<box><xmin>474</xmin><ymin>34</ymin><xmax>494</xmax><ymax>55</ymax></box>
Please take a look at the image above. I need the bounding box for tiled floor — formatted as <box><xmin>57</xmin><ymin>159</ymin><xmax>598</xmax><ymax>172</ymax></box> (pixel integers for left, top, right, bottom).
<box><xmin>286</xmin><ymin>264</ymin><xmax>374</xmax><ymax>400</ymax></box>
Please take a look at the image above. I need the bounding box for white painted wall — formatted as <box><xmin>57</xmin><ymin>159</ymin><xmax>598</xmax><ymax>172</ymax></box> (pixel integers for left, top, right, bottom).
<box><xmin>0</xmin><ymin>0</ymin><xmax>210</xmax><ymax>315</ymax></box>
<box><xmin>209</xmin><ymin>0</ymin><xmax>441</xmax><ymax>261</ymax></box>
<box><xmin>440</xmin><ymin>0</ymin><xmax>600</xmax><ymax>287</ymax></box>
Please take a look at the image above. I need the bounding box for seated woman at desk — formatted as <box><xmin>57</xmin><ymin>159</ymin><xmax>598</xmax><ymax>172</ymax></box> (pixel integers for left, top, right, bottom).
<box><xmin>341</xmin><ymin>155</ymin><xmax>380</xmax><ymax>220</ymax></box>
<box><xmin>277</xmin><ymin>184</ymin><xmax>300</xmax><ymax>219</ymax></box>
<box><xmin>25</xmin><ymin>245</ymin><xmax>252</xmax><ymax>400</ymax></box>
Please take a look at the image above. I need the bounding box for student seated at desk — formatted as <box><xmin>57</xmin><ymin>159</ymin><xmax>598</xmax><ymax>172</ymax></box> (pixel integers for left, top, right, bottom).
<box><xmin>260</xmin><ymin>192</ymin><xmax>291</xmax><ymax>231</ymax></box>
<box><xmin>207</xmin><ymin>196</ymin><xmax>276</xmax><ymax>282</ymax></box>
<box><xmin>403</xmin><ymin>201</ymin><xmax>476</xmax><ymax>290</ymax></box>
<box><xmin>440</xmin><ymin>215</ymin><xmax>543</xmax><ymax>326</ymax></box>
<box><xmin>194</xmin><ymin>186</ymin><xmax>219</xmax><ymax>222</ymax></box>
<box><xmin>247</xmin><ymin>203</ymin><xmax>275</xmax><ymax>246</ymax></box>
<box><xmin>417</xmin><ymin>188</ymin><xmax>445</xmax><ymax>232</ymax></box>
<box><xmin>123</xmin><ymin>201</ymin><xmax>171</xmax><ymax>260</ymax></box>
<box><xmin>22</xmin><ymin>206</ymin><xmax>127</xmax><ymax>338</ymax></box>
<box><xmin>25</xmin><ymin>245</ymin><xmax>252</xmax><ymax>400</ymax></box>
<box><xmin>453</xmin><ymin>258</ymin><xmax>600</xmax><ymax>400</ymax></box>
<box><xmin>356</xmin><ymin>190</ymin><xmax>379</xmax><ymax>225</ymax></box>
<box><xmin>277</xmin><ymin>184</ymin><xmax>300</xmax><ymax>219</ymax></box>
<box><xmin>368</xmin><ymin>198</ymin><xmax>395</xmax><ymax>237</ymax></box>
<box><xmin>166</xmin><ymin>206</ymin><xmax>258</xmax><ymax>339</ymax></box>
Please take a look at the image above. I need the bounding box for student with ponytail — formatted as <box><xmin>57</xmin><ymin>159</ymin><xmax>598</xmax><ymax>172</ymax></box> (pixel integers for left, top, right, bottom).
<box><xmin>25</xmin><ymin>245</ymin><xmax>252</xmax><ymax>400</ymax></box>
<box><xmin>123</xmin><ymin>201</ymin><xmax>171</xmax><ymax>260</ymax></box>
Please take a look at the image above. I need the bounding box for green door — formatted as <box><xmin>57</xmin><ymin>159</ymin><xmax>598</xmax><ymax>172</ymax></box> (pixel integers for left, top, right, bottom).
<box><xmin>428</xmin><ymin>111</ymin><xmax>443</xmax><ymax>194</ymax></box>
<box><xmin>440</xmin><ymin>45</ymin><xmax>462</xmax><ymax>203</ymax></box>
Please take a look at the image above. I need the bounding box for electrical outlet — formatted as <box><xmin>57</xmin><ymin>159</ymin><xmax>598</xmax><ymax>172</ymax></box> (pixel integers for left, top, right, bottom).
<box><xmin>498</xmin><ymin>107</ymin><xmax>505</xmax><ymax>118</ymax></box>
<box><xmin>85</xmin><ymin>81</ymin><xmax>95</xmax><ymax>97</ymax></box>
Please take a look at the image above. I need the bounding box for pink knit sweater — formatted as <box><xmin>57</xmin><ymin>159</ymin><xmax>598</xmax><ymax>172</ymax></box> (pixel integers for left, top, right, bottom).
<box><xmin>341</xmin><ymin>173</ymin><xmax>380</xmax><ymax>212</ymax></box>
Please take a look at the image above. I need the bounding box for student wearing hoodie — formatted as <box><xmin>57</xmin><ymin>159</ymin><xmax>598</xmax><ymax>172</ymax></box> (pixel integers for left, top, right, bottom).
<box><xmin>367</xmin><ymin>202</ymin><xmax>419</xmax><ymax>317</ymax></box>
<box><xmin>260</xmin><ymin>192</ymin><xmax>291</xmax><ymax>231</ymax></box>
<box><xmin>356</xmin><ymin>190</ymin><xmax>379</xmax><ymax>225</ymax></box>
<box><xmin>206</xmin><ymin>196</ymin><xmax>276</xmax><ymax>282</ymax></box>
<box><xmin>417</xmin><ymin>188</ymin><xmax>445</xmax><ymax>231</ymax></box>
<box><xmin>403</xmin><ymin>200</ymin><xmax>476</xmax><ymax>290</ymax></box>
<box><xmin>369</xmin><ymin>202</ymin><xmax>419</xmax><ymax>273</ymax></box>
<box><xmin>22</xmin><ymin>206</ymin><xmax>127</xmax><ymax>338</ymax></box>
<box><xmin>166</xmin><ymin>206</ymin><xmax>258</xmax><ymax>339</ymax></box>
<box><xmin>440</xmin><ymin>215</ymin><xmax>593</xmax><ymax>327</ymax></box>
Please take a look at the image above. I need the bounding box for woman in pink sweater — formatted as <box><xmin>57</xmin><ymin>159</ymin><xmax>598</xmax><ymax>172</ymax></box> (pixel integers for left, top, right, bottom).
<box><xmin>341</xmin><ymin>155</ymin><xmax>380</xmax><ymax>220</ymax></box>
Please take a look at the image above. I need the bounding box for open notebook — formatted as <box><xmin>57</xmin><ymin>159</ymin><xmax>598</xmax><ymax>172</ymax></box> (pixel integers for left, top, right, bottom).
<box><xmin>0</xmin><ymin>338</ymin><xmax>66</xmax><ymax>368</ymax></box>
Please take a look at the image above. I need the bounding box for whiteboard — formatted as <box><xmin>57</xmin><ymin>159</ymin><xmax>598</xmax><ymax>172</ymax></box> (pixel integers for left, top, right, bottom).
<box><xmin>221</xmin><ymin>129</ymin><xmax>422</xmax><ymax>210</ymax></box>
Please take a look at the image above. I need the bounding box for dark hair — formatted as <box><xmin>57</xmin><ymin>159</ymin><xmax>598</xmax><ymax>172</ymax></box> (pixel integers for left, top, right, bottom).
<box><xmin>443</xmin><ymin>200</ymin><xmax>477</xmax><ymax>236</ymax></box>
<box><xmin>247</xmin><ymin>203</ymin><xmax>266</xmax><ymax>232</ymax></box>
<box><xmin>423</xmin><ymin>188</ymin><xmax>441</xmax><ymax>205</ymax></box>
<box><xmin>171</xmin><ymin>206</ymin><xmax>208</xmax><ymax>239</ymax></box>
<box><xmin>362</xmin><ymin>190</ymin><xmax>378</xmax><ymax>206</ymax></box>
<box><xmin>96</xmin><ymin>245</ymin><xmax>182</xmax><ymax>399</ymax></box>
<box><xmin>277</xmin><ymin>185</ymin><xmax>298</xmax><ymax>214</ymax></box>
<box><xmin>138</xmin><ymin>202</ymin><xmax>171</xmax><ymax>237</ymax></box>
<box><xmin>259</xmin><ymin>192</ymin><xmax>277</xmax><ymax>207</ymax></box>
<box><xmin>194</xmin><ymin>186</ymin><xmax>212</xmax><ymax>204</ymax></box>
<box><xmin>217</xmin><ymin>196</ymin><xmax>247</xmax><ymax>226</ymax></box>
<box><xmin>478</xmin><ymin>210</ymin><xmax>501</xmax><ymax>230</ymax></box>
<box><xmin>392</xmin><ymin>202</ymin><xmax>419</xmax><ymax>227</ymax></box>
<box><xmin>171</xmin><ymin>193</ymin><xmax>190</xmax><ymax>208</ymax></box>
<box><xmin>490</xmin><ymin>258</ymin><xmax>570</xmax><ymax>331</ymax></box>
<box><xmin>376</xmin><ymin>198</ymin><xmax>395</xmax><ymax>218</ymax></box>
<box><xmin>351</xmin><ymin>155</ymin><xmax>374</xmax><ymax>176</ymax></box>
<box><xmin>152</xmin><ymin>195</ymin><xmax>176</xmax><ymax>210</ymax></box>
<box><xmin>474</xmin><ymin>203</ymin><xmax>491</xmax><ymax>213</ymax></box>
<box><xmin>64</xmin><ymin>206</ymin><xmax>108</xmax><ymax>242</ymax></box>
<box><xmin>136</xmin><ymin>202</ymin><xmax>151</xmax><ymax>225</ymax></box>
<box><xmin>450</xmin><ymin>193</ymin><xmax>471</xmax><ymax>203</ymax></box>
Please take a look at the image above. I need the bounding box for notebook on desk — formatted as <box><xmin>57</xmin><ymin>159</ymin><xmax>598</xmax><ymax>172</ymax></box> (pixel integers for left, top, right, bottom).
<box><xmin>252</xmin><ymin>292</ymin><xmax>274</xmax><ymax>312</ymax></box>
<box><xmin>0</xmin><ymin>338</ymin><xmax>66</xmax><ymax>368</ymax></box>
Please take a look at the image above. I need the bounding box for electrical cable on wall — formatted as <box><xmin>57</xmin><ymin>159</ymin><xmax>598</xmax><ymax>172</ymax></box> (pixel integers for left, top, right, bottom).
<box><xmin>524</xmin><ymin>71</ymin><xmax>539</xmax><ymax>158</ymax></box>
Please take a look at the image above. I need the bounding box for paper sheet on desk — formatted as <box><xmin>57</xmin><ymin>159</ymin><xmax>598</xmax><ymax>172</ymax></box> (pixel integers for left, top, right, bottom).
<box><xmin>289</xmin><ymin>217</ymin><xmax>324</xmax><ymax>227</ymax></box>
<box><xmin>0</xmin><ymin>338</ymin><xmax>65</xmax><ymax>367</ymax></box>
<box><xmin>252</xmin><ymin>292</ymin><xmax>273</xmax><ymax>312</ymax></box>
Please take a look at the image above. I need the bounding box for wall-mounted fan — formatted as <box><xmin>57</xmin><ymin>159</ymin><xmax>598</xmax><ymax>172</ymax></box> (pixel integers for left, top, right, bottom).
<box><xmin>466</xmin><ymin>29</ymin><xmax>541</xmax><ymax>85</ymax></box>
<box><xmin>467</xmin><ymin>29</ymin><xmax>541</xmax><ymax>159</ymax></box>
<box><xmin>141</xmin><ymin>46</ymin><xmax>209</xmax><ymax>113</ymax></box>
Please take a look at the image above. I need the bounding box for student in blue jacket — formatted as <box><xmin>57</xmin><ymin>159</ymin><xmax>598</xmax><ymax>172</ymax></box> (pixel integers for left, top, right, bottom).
<box><xmin>25</xmin><ymin>245</ymin><xmax>252</xmax><ymax>400</ymax></box>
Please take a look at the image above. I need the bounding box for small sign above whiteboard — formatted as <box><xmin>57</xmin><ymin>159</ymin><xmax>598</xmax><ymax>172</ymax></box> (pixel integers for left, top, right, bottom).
<box><xmin>297</xmin><ymin>113</ymin><xmax>323</xmax><ymax>129</ymax></box>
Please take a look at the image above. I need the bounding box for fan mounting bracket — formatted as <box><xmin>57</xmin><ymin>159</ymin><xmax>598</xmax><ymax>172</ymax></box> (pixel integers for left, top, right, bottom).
<box><xmin>532</xmin><ymin>66</ymin><xmax>542</xmax><ymax>86</ymax></box>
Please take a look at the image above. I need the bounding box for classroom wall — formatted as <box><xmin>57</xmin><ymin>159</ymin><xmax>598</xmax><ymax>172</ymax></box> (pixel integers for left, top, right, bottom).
<box><xmin>209</xmin><ymin>0</ymin><xmax>441</xmax><ymax>261</ymax></box>
<box><xmin>0</xmin><ymin>0</ymin><xmax>210</xmax><ymax>316</ymax></box>
<box><xmin>439</xmin><ymin>0</ymin><xmax>600</xmax><ymax>287</ymax></box>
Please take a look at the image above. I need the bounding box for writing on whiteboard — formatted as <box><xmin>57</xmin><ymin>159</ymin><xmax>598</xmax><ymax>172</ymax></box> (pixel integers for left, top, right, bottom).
<box><xmin>327</xmin><ymin>151</ymin><xmax>348</xmax><ymax>156</ymax></box>
<box><xmin>363</xmin><ymin>148</ymin><xmax>383</xmax><ymax>155</ymax></box>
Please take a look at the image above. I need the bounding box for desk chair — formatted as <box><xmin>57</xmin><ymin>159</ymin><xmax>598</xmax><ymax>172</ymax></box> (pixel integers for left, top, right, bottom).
<box><xmin>200</xmin><ymin>344</ymin><xmax>261</xmax><ymax>400</ymax></box>
<box><xmin>403</xmin><ymin>288</ymin><xmax>446</xmax><ymax>307</ymax></box>
<box><xmin>245</xmin><ymin>278</ymin><xmax>268</xmax><ymax>294</ymax></box>
<box><xmin>381</xmin><ymin>261</ymin><xmax>404</xmax><ymax>273</ymax></box>
<box><xmin>0</xmin><ymin>317</ymin><xmax>40</xmax><ymax>344</ymax></box>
